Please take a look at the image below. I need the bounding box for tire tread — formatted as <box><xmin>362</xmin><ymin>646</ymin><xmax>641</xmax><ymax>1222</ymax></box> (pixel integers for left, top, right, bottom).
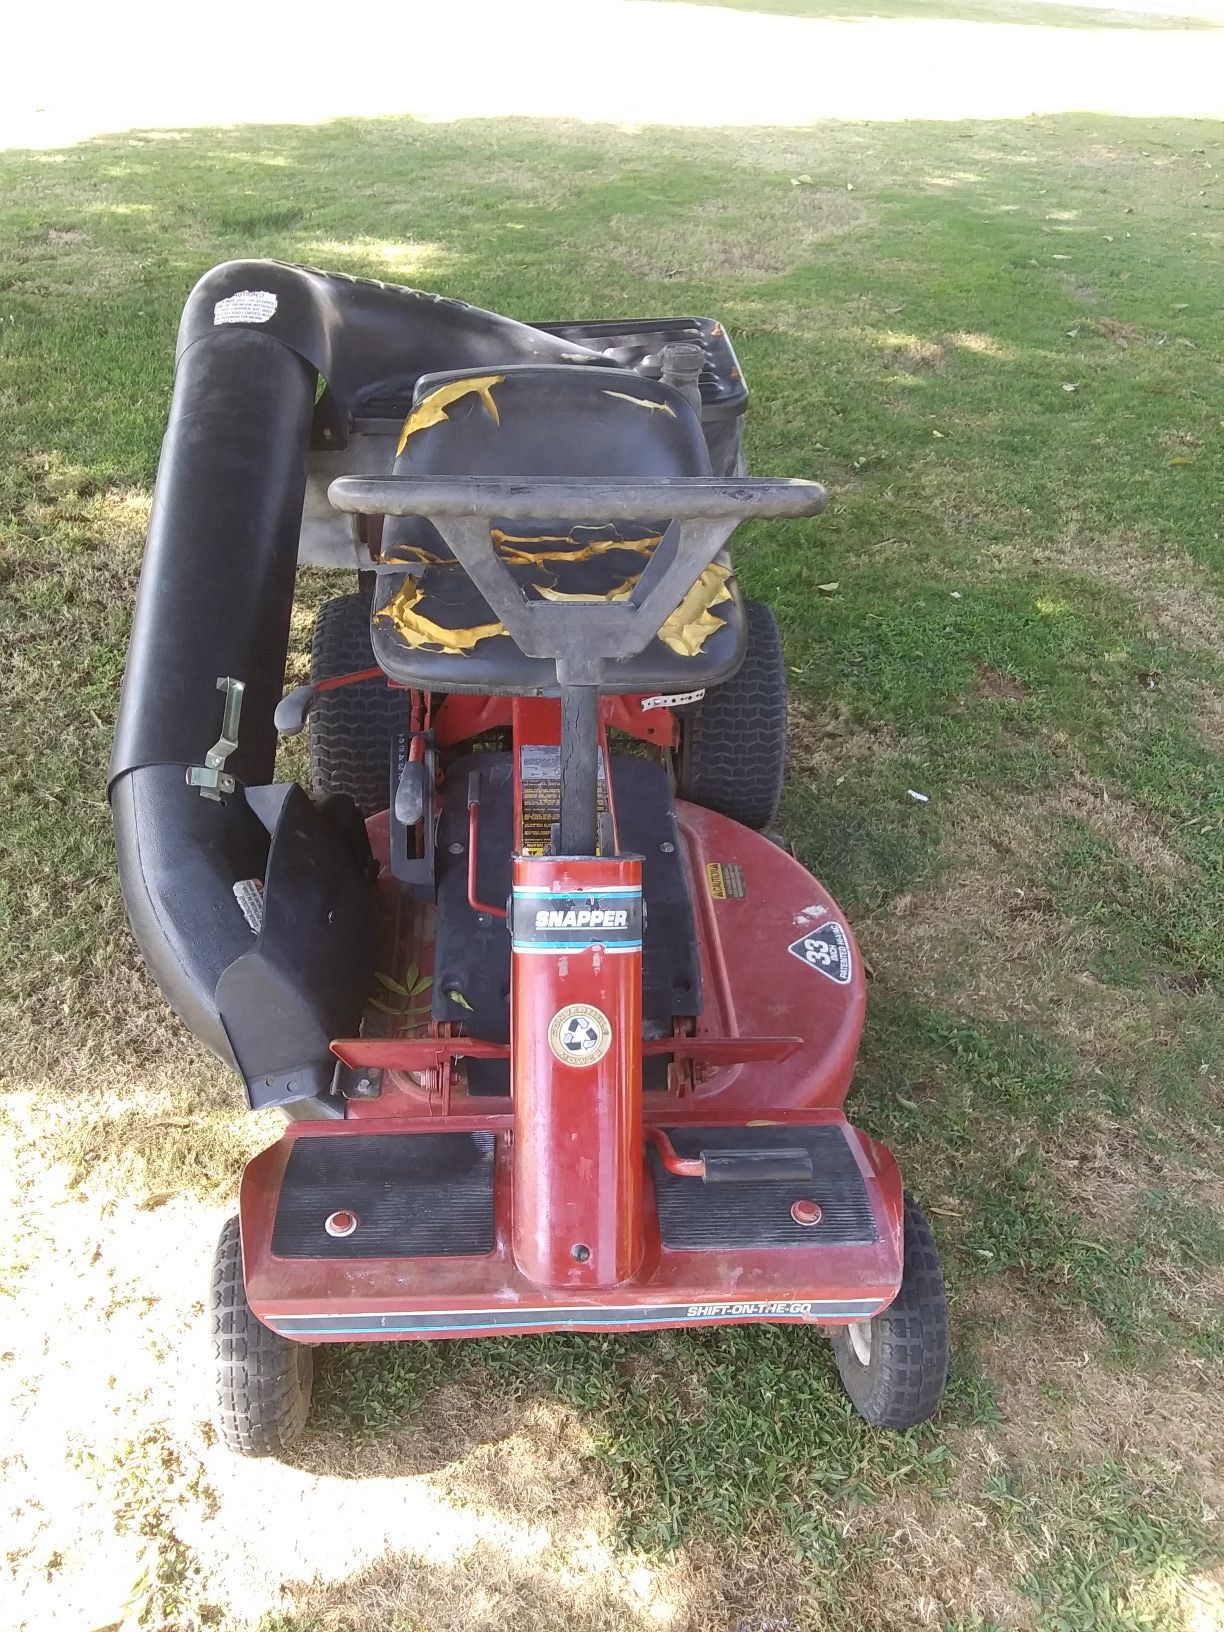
<box><xmin>677</xmin><ymin>599</ymin><xmax>787</xmax><ymax>831</ymax></box>
<box><xmin>309</xmin><ymin>593</ymin><xmax>404</xmax><ymax>817</ymax></box>
<box><xmin>209</xmin><ymin>1216</ymin><xmax>312</xmax><ymax>1457</ymax></box>
<box><xmin>832</xmin><ymin>1194</ymin><xmax>949</xmax><ymax>1430</ymax></box>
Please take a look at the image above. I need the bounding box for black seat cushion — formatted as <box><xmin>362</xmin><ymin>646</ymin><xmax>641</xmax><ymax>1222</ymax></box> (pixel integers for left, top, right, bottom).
<box><xmin>369</xmin><ymin>365</ymin><xmax>746</xmax><ymax>695</ymax></box>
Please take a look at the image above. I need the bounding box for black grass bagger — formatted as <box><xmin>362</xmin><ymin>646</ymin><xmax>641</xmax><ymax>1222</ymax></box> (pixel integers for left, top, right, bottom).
<box><xmin>110</xmin><ymin>261</ymin><xmax>949</xmax><ymax>1455</ymax></box>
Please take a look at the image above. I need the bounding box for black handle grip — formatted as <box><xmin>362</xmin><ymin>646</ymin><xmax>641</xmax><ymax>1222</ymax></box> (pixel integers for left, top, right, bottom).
<box><xmin>700</xmin><ymin>1148</ymin><xmax>815</xmax><ymax>1185</ymax></box>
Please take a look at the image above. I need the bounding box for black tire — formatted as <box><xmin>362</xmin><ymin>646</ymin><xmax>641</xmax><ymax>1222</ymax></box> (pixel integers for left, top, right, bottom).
<box><xmin>309</xmin><ymin>592</ymin><xmax>405</xmax><ymax>817</ymax></box>
<box><xmin>831</xmin><ymin>1194</ymin><xmax>949</xmax><ymax>1430</ymax></box>
<box><xmin>675</xmin><ymin>599</ymin><xmax>787</xmax><ymax>830</ymax></box>
<box><xmin>209</xmin><ymin>1215</ymin><xmax>313</xmax><ymax>1457</ymax></box>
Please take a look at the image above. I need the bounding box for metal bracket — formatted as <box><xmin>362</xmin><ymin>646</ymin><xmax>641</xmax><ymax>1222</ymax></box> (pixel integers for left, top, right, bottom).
<box><xmin>187</xmin><ymin>676</ymin><xmax>245</xmax><ymax>800</ymax></box>
<box><xmin>331</xmin><ymin>1060</ymin><xmax>383</xmax><ymax>1101</ymax></box>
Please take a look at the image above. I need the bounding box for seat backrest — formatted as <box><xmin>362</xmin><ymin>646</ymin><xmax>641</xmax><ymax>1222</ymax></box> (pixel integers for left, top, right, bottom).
<box><xmin>380</xmin><ymin>364</ymin><xmax>711</xmax><ymax>568</ymax></box>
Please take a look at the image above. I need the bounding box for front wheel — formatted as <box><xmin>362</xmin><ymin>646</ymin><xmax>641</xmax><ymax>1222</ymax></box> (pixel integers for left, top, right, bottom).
<box><xmin>209</xmin><ymin>1216</ymin><xmax>313</xmax><ymax>1457</ymax></box>
<box><xmin>831</xmin><ymin>1194</ymin><xmax>949</xmax><ymax>1429</ymax></box>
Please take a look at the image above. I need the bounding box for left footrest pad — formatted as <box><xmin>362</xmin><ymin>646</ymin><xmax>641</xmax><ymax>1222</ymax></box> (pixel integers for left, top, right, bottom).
<box><xmin>270</xmin><ymin>1133</ymin><xmax>496</xmax><ymax>1259</ymax></box>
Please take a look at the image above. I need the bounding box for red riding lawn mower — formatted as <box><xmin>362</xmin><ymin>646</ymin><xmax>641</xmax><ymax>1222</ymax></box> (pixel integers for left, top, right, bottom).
<box><xmin>109</xmin><ymin>262</ymin><xmax>949</xmax><ymax>1455</ymax></box>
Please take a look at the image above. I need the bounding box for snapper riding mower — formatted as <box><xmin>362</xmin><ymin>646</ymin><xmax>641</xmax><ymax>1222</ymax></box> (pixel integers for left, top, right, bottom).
<box><xmin>110</xmin><ymin>261</ymin><xmax>949</xmax><ymax>1455</ymax></box>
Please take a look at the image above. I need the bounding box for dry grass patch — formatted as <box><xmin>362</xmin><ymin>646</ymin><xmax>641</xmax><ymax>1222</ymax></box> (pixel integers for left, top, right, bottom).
<box><xmin>787</xmin><ymin>695</ymin><xmax>908</xmax><ymax>778</ymax></box>
<box><xmin>968</xmin><ymin>1292</ymin><xmax>1224</xmax><ymax>1511</ymax></box>
<box><xmin>1191</xmin><ymin>682</ymin><xmax>1224</xmax><ymax>752</ymax></box>
<box><xmin>608</xmin><ymin>187</ymin><xmax>871</xmax><ymax>281</ymax></box>
<box><xmin>996</xmin><ymin>528</ymin><xmax>1224</xmax><ymax>654</ymax></box>
<box><xmin>276</xmin><ymin>1403</ymin><xmax>792</xmax><ymax>1632</ymax></box>
<box><xmin>838</xmin><ymin>1488</ymin><xmax>1037</xmax><ymax>1632</ymax></box>
<box><xmin>1048</xmin><ymin>774</ymin><xmax>1189</xmax><ymax>877</ymax></box>
<box><xmin>860</xmin><ymin>777</ymin><xmax>1198</xmax><ymax>1053</ymax></box>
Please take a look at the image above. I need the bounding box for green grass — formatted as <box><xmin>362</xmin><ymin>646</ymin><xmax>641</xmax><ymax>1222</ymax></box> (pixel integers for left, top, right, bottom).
<box><xmin>2</xmin><ymin>106</ymin><xmax>1222</xmax><ymax>1632</ymax></box>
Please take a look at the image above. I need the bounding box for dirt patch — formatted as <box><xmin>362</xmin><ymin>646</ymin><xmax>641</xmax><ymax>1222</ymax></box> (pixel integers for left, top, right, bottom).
<box><xmin>0</xmin><ymin>1085</ymin><xmax>743</xmax><ymax>1632</ymax></box>
<box><xmin>973</xmin><ymin>663</ymin><xmax>1030</xmax><ymax>701</ymax></box>
<box><xmin>878</xmin><ymin>333</ymin><xmax>947</xmax><ymax>374</ymax></box>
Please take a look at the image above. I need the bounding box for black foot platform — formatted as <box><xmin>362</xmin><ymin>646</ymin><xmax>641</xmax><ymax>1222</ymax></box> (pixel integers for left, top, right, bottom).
<box><xmin>271</xmin><ymin>1132</ymin><xmax>495</xmax><ymax>1258</ymax></box>
<box><xmin>650</xmin><ymin>1125</ymin><xmax>879</xmax><ymax>1250</ymax></box>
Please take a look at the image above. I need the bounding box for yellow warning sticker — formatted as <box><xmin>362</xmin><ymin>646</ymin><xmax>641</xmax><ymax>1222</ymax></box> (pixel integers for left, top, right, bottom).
<box><xmin>706</xmin><ymin>862</ymin><xmax>746</xmax><ymax>900</ymax></box>
<box><xmin>520</xmin><ymin>745</ymin><xmax>607</xmax><ymax>856</ymax></box>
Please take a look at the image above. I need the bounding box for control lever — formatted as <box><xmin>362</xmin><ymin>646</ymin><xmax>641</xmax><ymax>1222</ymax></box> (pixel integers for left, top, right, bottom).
<box><xmin>273</xmin><ymin>667</ymin><xmax>385</xmax><ymax>736</ymax></box>
<box><xmin>647</xmin><ymin>1128</ymin><xmax>814</xmax><ymax>1185</ymax></box>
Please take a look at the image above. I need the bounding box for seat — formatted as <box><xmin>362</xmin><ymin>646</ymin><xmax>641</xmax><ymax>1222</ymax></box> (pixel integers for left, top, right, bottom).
<box><xmin>370</xmin><ymin>365</ymin><xmax>747</xmax><ymax>695</ymax></box>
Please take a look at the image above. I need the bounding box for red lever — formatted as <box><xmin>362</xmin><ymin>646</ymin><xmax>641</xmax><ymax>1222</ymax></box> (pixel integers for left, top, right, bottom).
<box><xmin>645</xmin><ymin>1127</ymin><xmax>706</xmax><ymax>1178</ymax></box>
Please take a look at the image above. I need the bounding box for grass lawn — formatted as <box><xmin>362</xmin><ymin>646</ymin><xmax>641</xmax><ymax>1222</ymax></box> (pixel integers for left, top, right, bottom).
<box><xmin>1</xmin><ymin>101</ymin><xmax>1222</xmax><ymax>1632</ymax></box>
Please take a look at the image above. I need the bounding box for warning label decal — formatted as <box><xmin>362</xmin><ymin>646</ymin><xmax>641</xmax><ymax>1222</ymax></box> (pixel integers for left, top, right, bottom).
<box><xmin>213</xmin><ymin>289</ymin><xmax>278</xmax><ymax>325</ymax></box>
<box><xmin>520</xmin><ymin>745</ymin><xmax>607</xmax><ymax>856</ymax></box>
<box><xmin>705</xmin><ymin>862</ymin><xmax>746</xmax><ymax>900</ymax></box>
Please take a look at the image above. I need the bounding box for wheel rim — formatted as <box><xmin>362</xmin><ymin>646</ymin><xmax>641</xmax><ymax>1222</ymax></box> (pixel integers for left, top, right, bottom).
<box><xmin>847</xmin><ymin>1319</ymin><xmax>873</xmax><ymax>1366</ymax></box>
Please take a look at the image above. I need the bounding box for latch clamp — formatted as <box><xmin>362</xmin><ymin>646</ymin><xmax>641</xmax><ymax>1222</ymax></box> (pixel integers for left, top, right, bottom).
<box><xmin>187</xmin><ymin>676</ymin><xmax>245</xmax><ymax>800</ymax></box>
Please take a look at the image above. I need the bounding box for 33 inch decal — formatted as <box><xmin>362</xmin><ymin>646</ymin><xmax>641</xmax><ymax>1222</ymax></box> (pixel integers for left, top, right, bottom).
<box><xmin>788</xmin><ymin>921</ymin><xmax>853</xmax><ymax>985</ymax></box>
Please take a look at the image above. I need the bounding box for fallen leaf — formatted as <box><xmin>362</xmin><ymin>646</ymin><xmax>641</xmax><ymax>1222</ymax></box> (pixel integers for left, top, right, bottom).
<box><xmin>816</xmin><ymin>582</ymin><xmax>840</xmax><ymax>594</ymax></box>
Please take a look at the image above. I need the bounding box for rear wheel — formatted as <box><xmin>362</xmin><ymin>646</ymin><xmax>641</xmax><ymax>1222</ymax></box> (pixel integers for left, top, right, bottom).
<box><xmin>309</xmin><ymin>592</ymin><xmax>405</xmax><ymax>817</ymax></box>
<box><xmin>830</xmin><ymin>1194</ymin><xmax>949</xmax><ymax>1429</ymax></box>
<box><xmin>675</xmin><ymin>599</ymin><xmax>787</xmax><ymax>830</ymax></box>
<box><xmin>209</xmin><ymin>1216</ymin><xmax>313</xmax><ymax>1457</ymax></box>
